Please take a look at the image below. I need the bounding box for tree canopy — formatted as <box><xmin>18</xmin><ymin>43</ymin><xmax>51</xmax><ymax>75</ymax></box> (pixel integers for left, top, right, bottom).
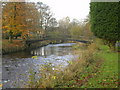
<box><xmin>2</xmin><ymin>2</ymin><xmax>56</xmax><ymax>42</ymax></box>
<box><xmin>2</xmin><ymin>2</ymin><xmax>93</xmax><ymax>43</ymax></box>
<box><xmin>90</xmin><ymin>2</ymin><xmax>120</xmax><ymax>47</ymax></box>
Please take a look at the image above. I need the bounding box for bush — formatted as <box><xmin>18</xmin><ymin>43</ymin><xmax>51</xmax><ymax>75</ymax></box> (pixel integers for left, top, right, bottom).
<box><xmin>90</xmin><ymin>2</ymin><xmax>120</xmax><ymax>48</ymax></box>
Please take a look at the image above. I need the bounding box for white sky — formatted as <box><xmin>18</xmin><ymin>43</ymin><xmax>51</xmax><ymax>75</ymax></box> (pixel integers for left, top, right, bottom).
<box><xmin>30</xmin><ymin>0</ymin><xmax>90</xmax><ymax>21</ymax></box>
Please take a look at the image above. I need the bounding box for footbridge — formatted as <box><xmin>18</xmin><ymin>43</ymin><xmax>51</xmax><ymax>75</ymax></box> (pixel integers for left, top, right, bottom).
<box><xmin>25</xmin><ymin>38</ymin><xmax>91</xmax><ymax>46</ymax></box>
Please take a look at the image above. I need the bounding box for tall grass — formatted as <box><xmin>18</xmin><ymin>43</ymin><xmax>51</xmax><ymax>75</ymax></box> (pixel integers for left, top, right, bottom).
<box><xmin>27</xmin><ymin>39</ymin><xmax>118</xmax><ymax>88</ymax></box>
<box><xmin>28</xmin><ymin>40</ymin><xmax>103</xmax><ymax>88</ymax></box>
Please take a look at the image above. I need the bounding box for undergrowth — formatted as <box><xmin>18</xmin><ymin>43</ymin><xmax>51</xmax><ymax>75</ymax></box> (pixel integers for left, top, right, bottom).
<box><xmin>27</xmin><ymin>39</ymin><xmax>118</xmax><ymax>88</ymax></box>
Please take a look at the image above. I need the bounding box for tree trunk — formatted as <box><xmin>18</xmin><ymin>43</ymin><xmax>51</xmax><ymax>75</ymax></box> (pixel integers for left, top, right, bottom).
<box><xmin>9</xmin><ymin>31</ymin><xmax>13</xmax><ymax>43</ymax></box>
<box><xmin>15</xmin><ymin>36</ymin><xmax>17</xmax><ymax>39</ymax></box>
<box><xmin>108</xmin><ymin>40</ymin><xmax>116</xmax><ymax>51</ymax></box>
<box><xmin>9</xmin><ymin>35</ymin><xmax>12</xmax><ymax>43</ymax></box>
<box><xmin>111</xmin><ymin>41</ymin><xmax>116</xmax><ymax>51</ymax></box>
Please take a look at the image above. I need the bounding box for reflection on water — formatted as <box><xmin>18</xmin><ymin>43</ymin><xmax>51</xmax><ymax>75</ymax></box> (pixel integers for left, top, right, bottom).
<box><xmin>31</xmin><ymin>43</ymin><xmax>75</xmax><ymax>56</ymax></box>
<box><xmin>2</xmin><ymin>43</ymin><xmax>77</xmax><ymax>88</ymax></box>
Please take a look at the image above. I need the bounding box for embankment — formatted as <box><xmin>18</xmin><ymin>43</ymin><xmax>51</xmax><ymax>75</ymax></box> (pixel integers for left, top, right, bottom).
<box><xmin>2</xmin><ymin>39</ymin><xmax>64</xmax><ymax>55</ymax></box>
<box><xmin>28</xmin><ymin>39</ymin><xmax>118</xmax><ymax>88</ymax></box>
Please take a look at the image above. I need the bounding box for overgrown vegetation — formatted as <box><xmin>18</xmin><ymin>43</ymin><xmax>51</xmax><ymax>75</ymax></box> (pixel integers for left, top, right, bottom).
<box><xmin>27</xmin><ymin>39</ymin><xmax>118</xmax><ymax>88</ymax></box>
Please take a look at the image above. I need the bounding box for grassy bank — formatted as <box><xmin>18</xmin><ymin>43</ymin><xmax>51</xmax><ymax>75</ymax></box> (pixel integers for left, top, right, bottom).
<box><xmin>28</xmin><ymin>39</ymin><xmax>118</xmax><ymax>88</ymax></box>
<box><xmin>81</xmin><ymin>42</ymin><xmax>118</xmax><ymax>88</ymax></box>
<box><xmin>2</xmin><ymin>39</ymin><xmax>65</xmax><ymax>54</ymax></box>
<box><xmin>2</xmin><ymin>39</ymin><xmax>25</xmax><ymax>54</ymax></box>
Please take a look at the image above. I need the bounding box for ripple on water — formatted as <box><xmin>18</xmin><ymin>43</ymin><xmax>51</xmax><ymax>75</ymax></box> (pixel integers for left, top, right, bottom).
<box><xmin>2</xmin><ymin>43</ymin><xmax>78</xmax><ymax>88</ymax></box>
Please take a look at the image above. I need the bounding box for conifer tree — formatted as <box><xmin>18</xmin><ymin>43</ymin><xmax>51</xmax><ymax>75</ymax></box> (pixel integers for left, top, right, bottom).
<box><xmin>90</xmin><ymin>2</ymin><xmax>119</xmax><ymax>48</ymax></box>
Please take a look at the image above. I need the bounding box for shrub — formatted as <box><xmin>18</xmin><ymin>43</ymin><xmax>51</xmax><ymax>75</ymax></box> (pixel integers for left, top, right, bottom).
<box><xmin>90</xmin><ymin>2</ymin><xmax>120</xmax><ymax>48</ymax></box>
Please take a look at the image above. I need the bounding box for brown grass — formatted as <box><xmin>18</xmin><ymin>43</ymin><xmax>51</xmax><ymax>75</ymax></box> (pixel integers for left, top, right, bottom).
<box><xmin>2</xmin><ymin>39</ymin><xmax>23</xmax><ymax>48</ymax></box>
<box><xmin>27</xmin><ymin>42</ymin><xmax>102</xmax><ymax>88</ymax></box>
<box><xmin>2</xmin><ymin>39</ymin><xmax>25</xmax><ymax>54</ymax></box>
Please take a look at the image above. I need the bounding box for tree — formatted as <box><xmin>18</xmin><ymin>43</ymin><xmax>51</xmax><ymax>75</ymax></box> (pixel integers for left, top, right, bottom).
<box><xmin>90</xmin><ymin>2</ymin><xmax>120</xmax><ymax>48</ymax></box>
<box><xmin>70</xmin><ymin>25</ymin><xmax>82</xmax><ymax>39</ymax></box>
<box><xmin>36</xmin><ymin>2</ymin><xmax>53</xmax><ymax>30</ymax></box>
<box><xmin>48</xmin><ymin>17</ymin><xmax>58</xmax><ymax>28</ymax></box>
<box><xmin>2</xmin><ymin>2</ymin><xmax>44</xmax><ymax>41</ymax></box>
<box><xmin>58</xmin><ymin>17</ymin><xmax>71</xmax><ymax>38</ymax></box>
<box><xmin>69</xmin><ymin>19</ymin><xmax>83</xmax><ymax>39</ymax></box>
<box><xmin>36</xmin><ymin>2</ymin><xmax>56</xmax><ymax>39</ymax></box>
<box><xmin>24</xmin><ymin>2</ymin><xmax>42</xmax><ymax>40</ymax></box>
<box><xmin>2</xmin><ymin>2</ymin><xmax>27</xmax><ymax>42</ymax></box>
<box><xmin>82</xmin><ymin>15</ymin><xmax>93</xmax><ymax>40</ymax></box>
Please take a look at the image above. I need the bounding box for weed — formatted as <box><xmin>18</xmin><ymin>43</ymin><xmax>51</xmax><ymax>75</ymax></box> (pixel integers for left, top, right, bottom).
<box><xmin>27</xmin><ymin>39</ymin><xmax>118</xmax><ymax>88</ymax></box>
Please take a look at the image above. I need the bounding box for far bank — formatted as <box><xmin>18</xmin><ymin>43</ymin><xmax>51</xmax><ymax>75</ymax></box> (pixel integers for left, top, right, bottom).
<box><xmin>2</xmin><ymin>39</ymin><xmax>76</xmax><ymax>55</ymax></box>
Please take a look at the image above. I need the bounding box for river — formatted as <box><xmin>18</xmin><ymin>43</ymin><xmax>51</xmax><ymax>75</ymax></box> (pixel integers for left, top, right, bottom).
<box><xmin>2</xmin><ymin>43</ymin><xmax>78</xmax><ymax>88</ymax></box>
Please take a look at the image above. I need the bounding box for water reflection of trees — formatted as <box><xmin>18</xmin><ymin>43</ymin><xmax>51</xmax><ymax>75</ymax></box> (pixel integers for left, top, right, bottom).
<box><xmin>31</xmin><ymin>46</ymin><xmax>72</xmax><ymax>56</ymax></box>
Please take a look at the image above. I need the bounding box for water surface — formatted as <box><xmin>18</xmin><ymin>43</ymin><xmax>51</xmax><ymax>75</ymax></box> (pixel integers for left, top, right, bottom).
<box><xmin>2</xmin><ymin>43</ymin><xmax>77</xmax><ymax>88</ymax></box>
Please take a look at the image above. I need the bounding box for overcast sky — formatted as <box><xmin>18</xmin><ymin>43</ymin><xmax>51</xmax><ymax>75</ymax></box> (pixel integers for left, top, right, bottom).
<box><xmin>29</xmin><ymin>0</ymin><xmax>90</xmax><ymax>21</ymax></box>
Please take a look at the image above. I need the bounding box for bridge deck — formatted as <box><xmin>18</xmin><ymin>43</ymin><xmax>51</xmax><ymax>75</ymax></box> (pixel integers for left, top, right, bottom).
<box><xmin>25</xmin><ymin>38</ymin><xmax>91</xmax><ymax>45</ymax></box>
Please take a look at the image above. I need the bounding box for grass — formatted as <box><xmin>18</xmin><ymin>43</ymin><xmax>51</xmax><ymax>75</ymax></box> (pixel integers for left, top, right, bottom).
<box><xmin>2</xmin><ymin>38</ymin><xmax>118</xmax><ymax>88</ymax></box>
<box><xmin>2</xmin><ymin>39</ymin><xmax>23</xmax><ymax>48</ymax></box>
<box><xmin>2</xmin><ymin>39</ymin><xmax>25</xmax><ymax>54</ymax></box>
<box><xmin>81</xmin><ymin>44</ymin><xmax>118</xmax><ymax>88</ymax></box>
<box><xmin>54</xmin><ymin>42</ymin><xmax>103</xmax><ymax>88</ymax></box>
<box><xmin>28</xmin><ymin>39</ymin><xmax>118</xmax><ymax>88</ymax></box>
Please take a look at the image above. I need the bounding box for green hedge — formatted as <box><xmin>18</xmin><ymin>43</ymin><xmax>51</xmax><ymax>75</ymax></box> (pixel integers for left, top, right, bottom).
<box><xmin>90</xmin><ymin>2</ymin><xmax>120</xmax><ymax>47</ymax></box>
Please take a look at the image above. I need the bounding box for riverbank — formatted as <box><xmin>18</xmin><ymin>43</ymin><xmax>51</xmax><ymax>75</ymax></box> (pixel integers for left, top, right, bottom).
<box><xmin>82</xmin><ymin>43</ymin><xmax>118</xmax><ymax>88</ymax></box>
<box><xmin>2</xmin><ymin>39</ymin><xmax>25</xmax><ymax>55</ymax></box>
<box><xmin>28</xmin><ymin>39</ymin><xmax>118</xmax><ymax>88</ymax></box>
<box><xmin>2</xmin><ymin>39</ymin><xmax>65</xmax><ymax>55</ymax></box>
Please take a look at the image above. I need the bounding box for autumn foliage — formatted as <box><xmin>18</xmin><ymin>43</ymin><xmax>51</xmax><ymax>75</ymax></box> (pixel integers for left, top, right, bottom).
<box><xmin>2</xmin><ymin>2</ymin><xmax>54</xmax><ymax>42</ymax></box>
